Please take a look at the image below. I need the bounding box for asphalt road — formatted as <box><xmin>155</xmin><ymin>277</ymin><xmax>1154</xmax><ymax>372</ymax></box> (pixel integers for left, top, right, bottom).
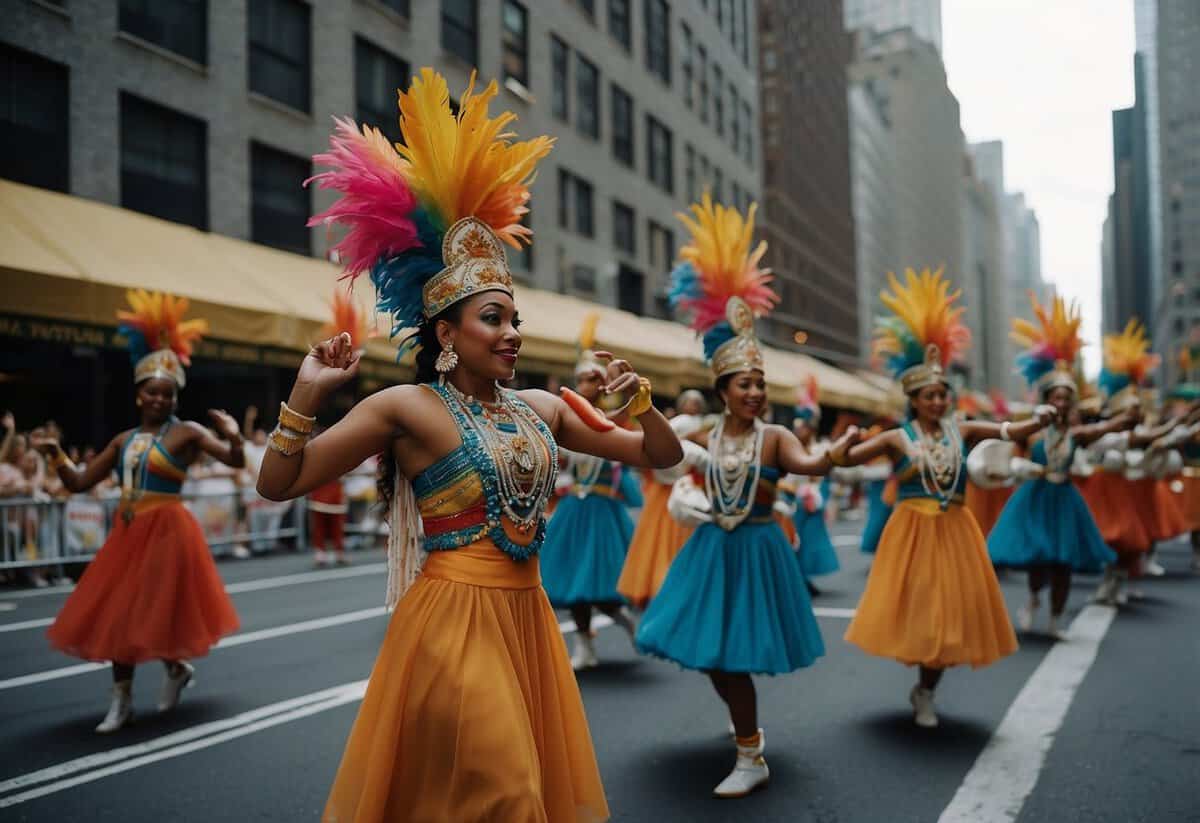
<box><xmin>1</xmin><ymin>515</ymin><xmax>1198</xmax><ymax>822</ymax></box>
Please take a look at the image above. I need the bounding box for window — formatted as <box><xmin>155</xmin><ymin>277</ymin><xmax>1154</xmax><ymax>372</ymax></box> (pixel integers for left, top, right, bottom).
<box><xmin>120</xmin><ymin>0</ymin><xmax>208</xmax><ymax>65</ymax></box>
<box><xmin>613</xmin><ymin>200</ymin><xmax>636</xmax><ymax>254</ymax></box>
<box><xmin>0</xmin><ymin>45</ymin><xmax>69</xmax><ymax>193</ymax></box>
<box><xmin>558</xmin><ymin>168</ymin><xmax>571</xmax><ymax>229</ymax></box>
<box><xmin>685</xmin><ymin>143</ymin><xmax>696</xmax><ymax>202</ymax></box>
<box><xmin>713</xmin><ymin>65</ymin><xmax>724</xmax><ymax>136</ymax></box>
<box><xmin>617</xmin><ymin>264</ymin><xmax>645</xmax><ymax>315</ymax></box>
<box><xmin>700</xmin><ymin>154</ymin><xmax>711</xmax><ymax>192</ymax></box>
<box><xmin>251</xmin><ymin>142</ymin><xmax>310</xmax><ymax>254</ymax></box>
<box><xmin>742</xmin><ymin>101</ymin><xmax>753</xmax><ymax>165</ymax></box>
<box><xmin>608</xmin><ymin>0</ymin><xmax>631</xmax><ymax>50</ymax></box>
<box><xmin>441</xmin><ymin>0</ymin><xmax>478</xmax><ymax>66</ymax></box>
<box><xmin>648</xmin><ymin>220</ymin><xmax>675</xmax><ymax>273</ymax></box>
<box><xmin>502</xmin><ymin>1</ymin><xmax>529</xmax><ymax>87</ymax></box>
<box><xmin>730</xmin><ymin>84</ymin><xmax>740</xmax><ymax>152</ymax></box>
<box><xmin>576</xmin><ymin>54</ymin><xmax>599</xmax><ymax>139</ymax></box>
<box><xmin>551</xmin><ymin>36</ymin><xmax>569</xmax><ymax>122</ymax></box>
<box><xmin>511</xmin><ymin>208</ymin><xmax>533</xmax><ymax>273</ymax></box>
<box><xmin>576</xmin><ymin>0</ymin><xmax>595</xmax><ymax>19</ymax></box>
<box><xmin>713</xmin><ymin>167</ymin><xmax>723</xmax><ymax>202</ymax></box>
<box><xmin>557</xmin><ymin>169</ymin><xmax>594</xmax><ymax>237</ymax></box>
<box><xmin>644</xmin><ymin>0</ymin><xmax>671</xmax><ymax>85</ymax></box>
<box><xmin>355</xmin><ymin>38</ymin><xmax>409</xmax><ymax>147</ymax></box>
<box><xmin>611</xmin><ymin>83</ymin><xmax>634</xmax><ymax>167</ymax></box>
<box><xmin>120</xmin><ymin>93</ymin><xmax>207</xmax><ymax>230</ymax></box>
<box><xmin>731</xmin><ymin>180</ymin><xmax>742</xmax><ymax>212</ymax></box>
<box><xmin>739</xmin><ymin>0</ymin><xmax>750</xmax><ymax>64</ymax></box>
<box><xmin>572</xmin><ymin>264</ymin><xmax>596</xmax><ymax>293</ymax></box>
<box><xmin>697</xmin><ymin>45</ymin><xmax>708</xmax><ymax>123</ymax></box>
<box><xmin>380</xmin><ymin>0</ymin><xmax>411</xmax><ymax>15</ymax></box>
<box><xmin>646</xmin><ymin>115</ymin><xmax>673</xmax><ymax>193</ymax></box>
<box><xmin>248</xmin><ymin>0</ymin><xmax>310</xmax><ymax>113</ymax></box>
<box><xmin>681</xmin><ymin>22</ymin><xmax>693</xmax><ymax>109</ymax></box>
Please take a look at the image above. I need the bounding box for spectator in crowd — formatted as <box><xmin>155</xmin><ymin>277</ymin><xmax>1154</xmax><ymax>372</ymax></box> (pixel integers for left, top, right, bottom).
<box><xmin>307</xmin><ymin>427</ymin><xmax>348</xmax><ymax>567</ymax></box>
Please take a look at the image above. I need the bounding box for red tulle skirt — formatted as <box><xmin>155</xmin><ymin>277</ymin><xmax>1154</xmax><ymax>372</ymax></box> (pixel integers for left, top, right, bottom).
<box><xmin>47</xmin><ymin>500</ymin><xmax>240</xmax><ymax>663</ymax></box>
<box><xmin>965</xmin><ymin>481</ymin><xmax>1014</xmax><ymax>537</ymax></box>
<box><xmin>1075</xmin><ymin>473</ymin><xmax>1152</xmax><ymax>553</ymax></box>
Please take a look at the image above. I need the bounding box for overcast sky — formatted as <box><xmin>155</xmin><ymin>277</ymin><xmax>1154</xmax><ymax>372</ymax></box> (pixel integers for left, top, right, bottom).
<box><xmin>942</xmin><ymin>0</ymin><xmax>1136</xmax><ymax>376</ymax></box>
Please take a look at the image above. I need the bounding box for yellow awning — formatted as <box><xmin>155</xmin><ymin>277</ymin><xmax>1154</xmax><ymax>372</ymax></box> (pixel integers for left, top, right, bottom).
<box><xmin>0</xmin><ymin>180</ymin><xmax>896</xmax><ymax>413</ymax></box>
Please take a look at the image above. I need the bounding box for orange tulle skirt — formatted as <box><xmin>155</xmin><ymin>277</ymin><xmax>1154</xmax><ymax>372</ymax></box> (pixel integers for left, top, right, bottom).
<box><xmin>323</xmin><ymin>540</ymin><xmax>608</xmax><ymax>823</ymax></box>
<box><xmin>47</xmin><ymin>498</ymin><xmax>239</xmax><ymax>663</ymax></box>
<box><xmin>1139</xmin><ymin>478</ymin><xmax>1189</xmax><ymax>542</ymax></box>
<box><xmin>1181</xmin><ymin>470</ymin><xmax>1200</xmax><ymax>531</ymax></box>
<box><xmin>845</xmin><ymin>499</ymin><xmax>1017</xmax><ymax>669</ymax></box>
<box><xmin>617</xmin><ymin>479</ymin><xmax>693</xmax><ymax>609</ymax></box>
<box><xmin>965</xmin><ymin>481</ymin><xmax>1014</xmax><ymax>537</ymax></box>
<box><xmin>1075</xmin><ymin>473</ymin><xmax>1152</xmax><ymax>553</ymax></box>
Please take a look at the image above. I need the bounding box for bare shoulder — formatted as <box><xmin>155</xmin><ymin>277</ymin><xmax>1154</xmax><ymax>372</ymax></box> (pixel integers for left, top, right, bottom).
<box><xmin>515</xmin><ymin>388</ymin><xmax>560</xmax><ymax>421</ymax></box>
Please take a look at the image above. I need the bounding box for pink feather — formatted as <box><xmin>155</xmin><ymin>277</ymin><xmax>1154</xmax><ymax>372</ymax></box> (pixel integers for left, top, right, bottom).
<box><xmin>305</xmin><ymin>117</ymin><xmax>420</xmax><ymax>280</ymax></box>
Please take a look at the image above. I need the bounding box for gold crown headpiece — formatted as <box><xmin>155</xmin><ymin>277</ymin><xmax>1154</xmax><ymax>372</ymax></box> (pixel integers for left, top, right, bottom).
<box><xmin>421</xmin><ymin>217</ymin><xmax>514</xmax><ymax>319</ymax></box>
<box><xmin>711</xmin><ymin>298</ymin><xmax>765</xmax><ymax>379</ymax></box>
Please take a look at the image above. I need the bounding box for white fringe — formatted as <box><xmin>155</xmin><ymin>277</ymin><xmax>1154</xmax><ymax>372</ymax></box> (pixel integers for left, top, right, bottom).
<box><xmin>385</xmin><ymin>466</ymin><xmax>425</xmax><ymax>611</ymax></box>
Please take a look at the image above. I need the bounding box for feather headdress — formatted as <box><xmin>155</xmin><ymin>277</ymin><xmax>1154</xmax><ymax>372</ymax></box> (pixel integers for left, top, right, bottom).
<box><xmin>667</xmin><ymin>193</ymin><xmax>778</xmax><ymax>378</ymax></box>
<box><xmin>320</xmin><ymin>287</ymin><xmax>377</xmax><ymax>350</ymax></box>
<box><xmin>116</xmin><ymin>289</ymin><xmax>208</xmax><ymax>388</ymax></box>
<box><xmin>794</xmin><ymin>375</ymin><xmax>820</xmax><ymax>423</ymax></box>
<box><xmin>872</xmin><ymin>267</ymin><xmax>970</xmax><ymax>395</ymax></box>
<box><xmin>307</xmin><ymin>68</ymin><xmax>554</xmax><ymax>355</ymax></box>
<box><xmin>1010</xmin><ymin>291</ymin><xmax>1083</xmax><ymax>396</ymax></box>
<box><xmin>1098</xmin><ymin>319</ymin><xmax>1159</xmax><ymax>407</ymax></box>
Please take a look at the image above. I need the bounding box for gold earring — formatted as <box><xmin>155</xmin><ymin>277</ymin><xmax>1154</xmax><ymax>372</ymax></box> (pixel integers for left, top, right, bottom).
<box><xmin>434</xmin><ymin>341</ymin><xmax>459</xmax><ymax>380</ymax></box>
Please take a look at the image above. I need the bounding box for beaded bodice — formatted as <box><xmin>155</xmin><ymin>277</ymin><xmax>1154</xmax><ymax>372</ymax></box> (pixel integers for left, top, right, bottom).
<box><xmin>895</xmin><ymin>420</ymin><xmax>967</xmax><ymax>503</ymax></box>
<box><xmin>116</xmin><ymin>419</ymin><xmax>187</xmax><ymax>495</ymax></box>
<box><xmin>416</xmin><ymin>383</ymin><xmax>558</xmax><ymax>560</ymax></box>
<box><xmin>1032</xmin><ymin>427</ymin><xmax>1076</xmax><ymax>479</ymax></box>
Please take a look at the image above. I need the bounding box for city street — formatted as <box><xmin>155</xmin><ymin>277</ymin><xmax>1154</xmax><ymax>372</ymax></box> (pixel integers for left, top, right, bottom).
<box><xmin>1</xmin><ymin>518</ymin><xmax>1197</xmax><ymax>822</ymax></box>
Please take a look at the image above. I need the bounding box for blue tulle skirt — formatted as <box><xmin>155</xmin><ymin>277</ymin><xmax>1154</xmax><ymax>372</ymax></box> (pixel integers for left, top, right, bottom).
<box><xmin>794</xmin><ymin>507</ymin><xmax>840</xmax><ymax>576</ymax></box>
<box><xmin>987</xmin><ymin>480</ymin><xmax>1116</xmax><ymax>573</ymax></box>
<box><xmin>540</xmin><ymin>494</ymin><xmax>633</xmax><ymax>607</ymax></box>
<box><xmin>635</xmin><ymin>521</ymin><xmax>825</xmax><ymax>674</ymax></box>
<box><xmin>861</xmin><ymin>480</ymin><xmax>892</xmax><ymax>555</ymax></box>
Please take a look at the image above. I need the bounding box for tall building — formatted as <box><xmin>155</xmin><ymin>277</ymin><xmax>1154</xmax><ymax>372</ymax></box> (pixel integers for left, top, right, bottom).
<box><xmin>757</xmin><ymin>0</ymin><xmax>858</xmax><ymax>361</ymax></box>
<box><xmin>1155</xmin><ymin>0</ymin><xmax>1200</xmax><ymax>386</ymax></box>
<box><xmin>844</xmin><ymin>0</ymin><xmax>942</xmax><ymax>54</ymax></box>
<box><xmin>0</xmin><ymin>0</ymin><xmax>758</xmax><ymax>321</ymax></box>
<box><xmin>1135</xmin><ymin>0</ymin><xmax>1164</xmax><ymax>326</ymax></box>
<box><xmin>1106</xmin><ymin>104</ymin><xmax>1153</xmax><ymax>337</ymax></box>
<box><xmin>960</xmin><ymin>154</ymin><xmax>1005</xmax><ymax>392</ymax></box>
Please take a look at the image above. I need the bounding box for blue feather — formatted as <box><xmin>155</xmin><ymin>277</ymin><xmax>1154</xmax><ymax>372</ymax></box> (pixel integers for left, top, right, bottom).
<box><xmin>1015</xmin><ymin>351</ymin><xmax>1055</xmax><ymax>388</ymax></box>
<box><xmin>369</xmin><ymin>208</ymin><xmax>445</xmax><ymax>357</ymax></box>
<box><xmin>667</xmin><ymin>262</ymin><xmax>701</xmax><ymax>316</ymax></box>
<box><xmin>1097</xmin><ymin>368</ymin><xmax>1130</xmax><ymax>399</ymax></box>
<box><xmin>118</xmin><ymin>324</ymin><xmax>150</xmax><ymax>367</ymax></box>
<box><xmin>702</xmin><ymin>321</ymin><xmax>735</xmax><ymax>364</ymax></box>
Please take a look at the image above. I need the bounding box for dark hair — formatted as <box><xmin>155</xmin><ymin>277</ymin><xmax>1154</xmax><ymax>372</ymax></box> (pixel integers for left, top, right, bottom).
<box><xmin>715</xmin><ymin>373</ymin><xmax>735</xmax><ymax>396</ymax></box>
<box><xmin>378</xmin><ymin>302</ymin><xmax>465</xmax><ymax>511</ymax></box>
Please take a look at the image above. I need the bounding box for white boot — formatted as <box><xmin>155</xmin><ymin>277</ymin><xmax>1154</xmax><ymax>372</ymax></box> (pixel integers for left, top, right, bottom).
<box><xmin>1017</xmin><ymin>595</ymin><xmax>1038</xmax><ymax>631</ymax></box>
<box><xmin>158</xmin><ymin>661</ymin><xmax>195</xmax><ymax>712</ymax></box>
<box><xmin>910</xmin><ymin>685</ymin><xmax>938</xmax><ymax>728</ymax></box>
<box><xmin>713</xmin><ymin>729</ymin><xmax>769</xmax><ymax>798</ymax></box>
<box><xmin>1144</xmin><ymin>552</ymin><xmax>1165</xmax><ymax>577</ymax></box>
<box><xmin>1094</xmin><ymin>569</ymin><xmax>1118</xmax><ymax>606</ymax></box>
<box><xmin>610</xmin><ymin>607</ymin><xmax>637</xmax><ymax>648</ymax></box>
<box><xmin>570</xmin><ymin>633</ymin><xmax>599</xmax><ymax>671</ymax></box>
<box><xmin>1114</xmin><ymin>570</ymin><xmax>1130</xmax><ymax>605</ymax></box>
<box><xmin>1046</xmin><ymin>613</ymin><xmax>1066</xmax><ymax>641</ymax></box>
<box><xmin>96</xmin><ymin>681</ymin><xmax>133</xmax><ymax>734</ymax></box>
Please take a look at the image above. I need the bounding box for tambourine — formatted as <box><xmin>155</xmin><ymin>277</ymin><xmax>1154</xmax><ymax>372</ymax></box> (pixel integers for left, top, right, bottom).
<box><xmin>966</xmin><ymin>439</ymin><xmax>1016</xmax><ymax>489</ymax></box>
<box><xmin>667</xmin><ymin>474</ymin><xmax>712</xmax><ymax>528</ymax></box>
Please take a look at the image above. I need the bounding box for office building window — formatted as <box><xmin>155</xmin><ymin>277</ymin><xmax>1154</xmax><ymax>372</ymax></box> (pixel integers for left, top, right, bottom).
<box><xmin>617</xmin><ymin>264</ymin><xmax>644</xmax><ymax>315</ymax></box>
<box><xmin>681</xmin><ymin>22</ymin><xmax>693</xmax><ymax>109</ymax></box>
<box><xmin>742</xmin><ymin>100</ymin><xmax>753</xmax><ymax>165</ymax></box>
<box><xmin>611</xmin><ymin>83</ymin><xmax>634</xmax><ymax>167</ymax></box>
<box><xmin>739</xmin><ymin>0</ymin><xmax>750</xmax><ymax>64</ymax></box>
<box><xmin>251</xmin><ymin>142</ymin><xmax>310</xmax><ymax>254</ymax></box>
<box><xmin>685</xmin><ymin>143</ymin><xmax>696</xmax><ymax>203</ymax></box>
<box><xmin>713</xmin><ymin>167</ymin><xmax>723</xmax><ymax>203</ymax></box>
<box><xmin>613</xmin><ymin>200</ymin><xmax>636</xmax><ymax>255</ymax></box>
<box><xmin>572</xmin><ymin>264</ymin><xmax>596</xmax><ymax>293</ymax></box>
<box><xmin>355</xmin><ymin>38</ymin><xmax>409</xmax><ymax>147</ymax></box>
<box><xmin>379</xmin><ymin>0</ymin><xmax>410</xmax><ymax>15</ymax></box>
<box><xmin>730</xmin><ymin>84</ymin><xmax>740</xmax><ymax>152</ymax></box>
<box><xmin>644</xmin><ymin>0</ymin><xmax>670</xmax><ymax>85</ymax></box>
<box><xmin>0</xmin><ymin>45</ymin><xmax>69</xmax><ymax>192</ymax></box>
<box><xmin>648</xmin><ymin>220</ymin><xmax>675</xmax><ymax>273</ymax></box>
<box><xmin>441</xmin><ymin>0</ymin><xmax>478</xmax><ymax>66</ymax></box>
<box><xmin>700</xmin><ymin>154</ymin><xmax>711</xmax><ymax>193</ymax></box>
<box><xmin>511</xmin><ymin>208</ymin><xmax>533</xmax><ymax>273</ymax></box>
<box><xmin>501</xmin><ymin>1</ymin><xmax>529</xmax><ymax>87</ymax></box>
<box><xmin>608</xmin><ymin>0</ymin><xmax>631</xmax><ymax>50</ymax></box>
<box><xmin>558</xmin><ymin>169</ymin><xmax>594</xmax><ymax>237</ymax></box>
<box><xmin>248</xmin><ymin>0</ymin><xmax>310</xmax><ymax>113</ymax></box>
<box><xmin>713</xmin><ymin>65</ymin><xmax>724</xmax><ymax>136</ymax></box>
<box><xmin>697</xmin><ymin>45</ymin><xmax>708</xmax><ymax>123</ymax></box>
<box><xmin>120</xmin><ymin>93</ymin><xmax>207</xmax><ymax>229</ymax></box>
<box><xmin>551</xmin><ymin>36</ymin><xmax>569</xmax><ymax>121</ymax></box>
<box><xmin>557</xmin><ymin>168</ymin><xmax>570</xmax><ymax>229</ymax></box>
<box><xmin>576</xmin><ymin>0</ymin><xmax>595</xmax><ymax>19</ymax></box>
<box><xmin>120</xmin><ymin>0</ymin><xmax>208</xmax><ymax>65</ymax></box>
<box><xmin>646</xmin><ymin>115</ymin><xmax>673</xmax><ymax>194</ymax></box>
<box><xmin>731</xmin><ymin>180</ymin><xmax>742</xmax><ymax>212</ymax></box>
<box><xmin>576</xmin><ymin>54</ymin><xmax>599</xmax><ymax>139</ymax></box>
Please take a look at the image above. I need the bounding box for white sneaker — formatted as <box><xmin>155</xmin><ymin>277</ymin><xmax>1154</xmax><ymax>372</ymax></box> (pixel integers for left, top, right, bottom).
<box><xmin>313</xmin><ymin>550</ymin><xmax>329</xmax><ymax>568</ymax></box>
<box><xmin>713</xmin><ymin>729</ymin><xmax>769</xmax><ymax>798</ymax></box>
<box><xmin>1046</xmin><ymin>614</ymin><xmax>1067</xmax><ymax>641</ymax></box>
<box><xmin>570</xmin><ymin>633</ymin><xmax>599</xmax><ymax>671</ymax></box>
<box><xmin>1144</xmin><ymin>557</ymin><xmax>1166</xmax><ymax>577</ymax></box>
<box><xmin>96</xmin><ymin>681</ymin><xmax>133</xmax><ymax>734</ymax></box>
<box><xmin>231</xmin><ymin>544</ymin><xmax>251</xmax><ymax>560</ymax></box>
<box><xmin>1017</xmin><ymin>597</ymin><xmax>1038</xmax><ymax>632</ymax></box>
<box><xmin>910</xmin><ymin>685</ymin><xmax>939</xmax><ymax>728</ymax></box>
<box><xmin>1094</xmin><ymin>570</ymin><xmax>1118</xmax><ymax>606</ymax></box>
<box><xmin>158</xmin><ymin>661</ymin><xmax>195</xmax><ymax>712</ymax></box>
<box><xmin>611</xmin><ymin>607</ymin><xmax>637</xmax><ymax>648</ymax></box>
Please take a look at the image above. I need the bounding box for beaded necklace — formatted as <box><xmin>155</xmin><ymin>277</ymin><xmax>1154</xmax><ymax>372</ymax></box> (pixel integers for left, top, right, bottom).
<box><xmin>910</xmin><ymin>418</ymin><xmax>962</xmax><ymax>510</ymax></box>
<box><xmin>1041</xmin><ymin>423</ymin><xmax>1074</xmax><ymax>476</ymax></box>
<box><xmin>706</xmin><ymin>416</ymin><xmax>764</xmax><ymax>531</ymax></box>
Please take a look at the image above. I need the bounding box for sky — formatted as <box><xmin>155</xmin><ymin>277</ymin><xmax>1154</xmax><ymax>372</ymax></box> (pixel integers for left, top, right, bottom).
<box><xmin>942</xmin><ymin>0</ymin><xmax>1136</xmax><ymax>376</ymax></box>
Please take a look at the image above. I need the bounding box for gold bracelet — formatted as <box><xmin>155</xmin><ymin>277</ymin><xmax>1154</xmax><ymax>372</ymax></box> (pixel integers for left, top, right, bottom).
<box><xmin>48</xmin><ymin>448</ymin><xmax>75</xmax><ymax>471</ymax></box>
<box><xmin>828</xmin><ymin>448</ymin><xmax>849</xmax><ymax>468</ymax></box>
<box><xmin>627</xmin><ymin>378</ymin><xmax>653</xmax><ymax>417</ymax></box>
<box><xmin>268</xmin><ymin>426</ymin><xmax>310</xmax><ymax>457</ymax></box>
<box><xmin>278</xmin><ymin>401</ymin><xmax>316</xmax><ymax>435</ymax></box>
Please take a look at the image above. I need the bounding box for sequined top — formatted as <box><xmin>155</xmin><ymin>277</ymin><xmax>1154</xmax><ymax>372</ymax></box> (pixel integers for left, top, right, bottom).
<box><xmin>415</xmin><ymin>383</ymin><xmax>558</xmax><ymax>561</ymax></box>
<box><xmin>116</xmin><ymin>419</ymin><xmax>187</xmax><ymax>495</ymax></box>
<box><xmin>1031</xmin><ymin>429</ymin><xmax>1076</xmax><ymax>482</ymax></box>
<box><xmin>895</xmin><ymin>421</ymin><xmax>967</xmax><ymax>502</ymax></box>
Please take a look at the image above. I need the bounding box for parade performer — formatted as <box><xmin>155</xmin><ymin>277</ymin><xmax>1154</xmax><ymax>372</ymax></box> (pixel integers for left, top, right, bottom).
<box><xmin>541</xmin><ymin>315</ymin><xmax>641</xmax><ymax>670</ymax></box>
<box><xmin>960</xmin><ymin>393</ymin><xmax>1014</xmax><ymax>536</ymax></box>
<box><xmin>986</xmin><ymin>294</ymin><xmax>1126</xmax><ymax>637</ymax></box>
<box><xmin>259</xmin><ymin>68</ymin><xmax>681</xmax><ymax>822</ymax></box>
<box><xmin>616</xmin><ymin>389</ymin><xmax>707</xmax><ymax>609</ymax></box>
<box><xmin>36</xmin><ymin>291</ymin><xmax>243</xmax><ymax>733</ymax></box>
<box><xmin>635</xmin><ymin>194</ymin><xmax>841</xmax><ymax>798</ymax></box>
<box><xmin>786</xmin><ymin>378</ymin><xmax>840</xmax><ymax>584</ymax></box>
<box><xmin>858</xmin><ymin>439</ymin><xmax>896</xmax><ymax>555</ymax></box>
<box><xmin>833</xmin><ymin>268</ymin><xmax>1053</xmax><ymax>728</ymax></box>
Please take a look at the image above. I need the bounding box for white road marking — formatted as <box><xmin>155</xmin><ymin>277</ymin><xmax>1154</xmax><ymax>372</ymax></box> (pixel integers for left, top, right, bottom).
<box><xmin>0</xmin><ymin>603</ymin><xmax>16</xmax><ymax>611</ymax></box>
<box><xmin>938</xmin><ymin>604</ymin><xmax>1117</xmax><ymax>823</ymax></box>
<box><xmin>833</xmin><ymin>535</ymin><xmax>861</xmax><ymax>548</ymax></box>
<box><xmin>0</xmin><ymin>617</ymin><xmax>54</xmax><ymax>633</ymax></box>
<box><xmin>813</xmin><ymin>607</ymin><xmax>857</xmax><ymax>618</ymax></box>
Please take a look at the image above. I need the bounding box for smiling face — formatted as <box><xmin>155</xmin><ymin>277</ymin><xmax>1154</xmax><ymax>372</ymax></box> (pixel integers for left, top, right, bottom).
<box><xmin>136</xmin><ymin>377</ymin><xmax>178</xmax><ymax>425</ymax></box>
<box><xmin>719</xmin><ymin>370</ymin><xmax>767</xmax><ymax>423</ymax></box>
<box><xmin>910</xmin><ymin>382</ymin><xmax>950</xmax><ymax>425</ymax></box>
<box><xmin>437</xmin><ymin>291</ymin><xmax>523</xmax><ymax>382</ymax></box>
<box><xmin>1045</xmin><ymin>385</ymin><xmax>1074</xmax><ymax>422</ymax></box>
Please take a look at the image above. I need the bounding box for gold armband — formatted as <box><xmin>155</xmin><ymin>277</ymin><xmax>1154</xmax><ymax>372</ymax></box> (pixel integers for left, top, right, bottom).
<box><xmin>268</xmin><ymin>426</ymin><xmax>310</xmax><ymax>457</ymax></box>
<box><xmin>627</xmin><ymin>377</ymin><xmax>654</xmax><ymax>417</ymax></box>
<box><xmin>828</xmin><ymin>448</ymin><xmax>850</xmax><ymax>468</ymax></box>
<box><xmin>278</xmin><ymin>401</ymin><xmax>316</xmax><ymax>435</ymax></box>
<box><xmin>48</xmin><ymin>448</ymin><xmax>75</xmax><ymax>472</ymax></box>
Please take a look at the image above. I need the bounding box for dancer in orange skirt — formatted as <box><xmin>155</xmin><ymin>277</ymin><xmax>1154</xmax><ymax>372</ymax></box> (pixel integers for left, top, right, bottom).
<box><xmin>617</xmin><ymin>390</ymin><xmax>706</xmax><ymax>609</ymax></box>
<box><xmin>964</xmin><ymin>479</ymin><xmax>1013</xmax><ymax>537</ymax></box>
<box><xmin>833</xmin><ymin>268</ymin><xmax>1053</xmax><ymax>728</ymax></box>
<box><xmin>35</xmin><ymin>291</ymin><xmax>243</xmax><ymax>733</ymax></box>
<box><xmin>260</xmin><ymin>69</ymin><xmax>682</xmax><ymax>822</ymax></box>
